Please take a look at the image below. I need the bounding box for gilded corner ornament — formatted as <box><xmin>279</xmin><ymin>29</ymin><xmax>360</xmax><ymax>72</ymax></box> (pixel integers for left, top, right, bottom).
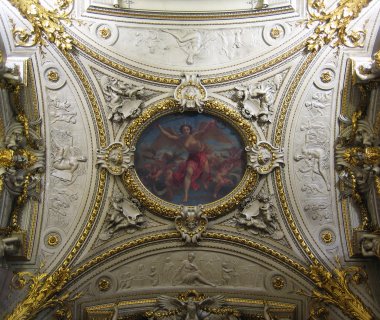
<box><xmin>308</xmin><ymin>260</ymin><xmax>374</xmax><ymax>320</ymax></box>
<box><xmin>306</xmin><ymin>0</ymin><xmax>370</xmax><ymax>52</ymax></box>
<box><xmin>8</xmin><ymin>0</ymin><xmax>74</xmax><ymax>51</ymax></box>
<box><xmin>5</xmin><ymin>267</ymin><xmax>77</xmax><ymax>320</ymax></box>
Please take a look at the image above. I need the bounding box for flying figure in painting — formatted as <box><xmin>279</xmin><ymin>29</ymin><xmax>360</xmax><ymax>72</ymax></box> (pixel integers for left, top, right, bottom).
<box><xmin>156</xmin><ymin>120</ymin><xmax>233</xmax><ymax>203</ymax></box>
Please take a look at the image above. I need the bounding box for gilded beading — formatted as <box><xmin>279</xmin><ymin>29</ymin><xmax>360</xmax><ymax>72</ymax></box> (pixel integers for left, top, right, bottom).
<box><xmin>274</xmin><ymin>52</ymin><xmax>320</xmax><ymax>265</ymax></box>
<box><xmin>61</xmin><ymin>169</ymin><xmax>107</xmax><ymax>269</ymax></box>
<box><xmin>75</xmin><ymin>39</ymin><xmax>305</xmax><ymax>85</ymax></box>
<box><xmin>71</xmin><ymin>231</ymin><xmax>179</xmax><ymax>279</ymax></box>
<box><xmin>87</xmin><ymin>5</ymin><xmax>293</xmax><ymax>21</ymax></box>
<box><xmin>77</xmin><ymin>41</ymin><xmax>179</xmax><ymax>85</ymax></box>
<box><xmin>8</xmin><ymin>0</ymin><xmax>73</xmax><ymax>51</ymax></box>
<box><xmin>340</xmin><ymin>61</ymin><xmax>355</xmax><ymax>256</ymax></box>
<box><xmin>306</xmin><ymin>0</ymin><xmax>370</xmax><ymax>51</ymax></box>
<box><xmin>63</xmin><ymin>51</ymin><xmax>107</xmax><ymax>148</ymax></box>
<box><xmin>203</xmin><ymin>42</ymin><xmax>306</xmax><ymax>85</ymax></box>
<box><xmin>57</xmin><ymin>48</ymin><xmax>108</xmax><ymax>268</ymax></box>
<box><xmin>68</xmin><ymin>231</ymin><xmax>308</xmax><ymax>283</ymax></box>
<box><xmin>122</xmin><ymin>98</ymin><xmax>258</xmax><ymax>218</ymax></box>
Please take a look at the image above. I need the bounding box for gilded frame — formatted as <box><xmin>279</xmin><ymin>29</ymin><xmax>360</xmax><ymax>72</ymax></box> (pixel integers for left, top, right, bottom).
<box><xmin>122</xmin><ymin>98</ymin><xmax>258</xmax><ymax>218</ymax></box>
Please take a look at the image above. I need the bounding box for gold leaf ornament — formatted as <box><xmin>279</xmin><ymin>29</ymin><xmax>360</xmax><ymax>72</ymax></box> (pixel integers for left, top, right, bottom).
<box><xmin>5</xmin><ymin>268</ymin><xmax>74</xmax><ymax>320</ymax></box>
<box><xmin>308</xmin><ymin>261</ymin><xmax>374</xmax><ymax>320</ymax></box>
<box><xmin>306</xmin><ymin>0</ymin><xmax>370</xmax><ymax>51</ymax></box>
<box><xmin>8</xmin><ymin>0</ymin><xmax>73</xmax><ymax>51</ymax></box>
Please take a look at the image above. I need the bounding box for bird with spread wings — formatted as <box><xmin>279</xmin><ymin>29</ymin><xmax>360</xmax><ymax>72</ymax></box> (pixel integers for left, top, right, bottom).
<box><xmin>155</xmin><ymin>293</ymin><xmax>226</xmax><ymax>320</ymax></box>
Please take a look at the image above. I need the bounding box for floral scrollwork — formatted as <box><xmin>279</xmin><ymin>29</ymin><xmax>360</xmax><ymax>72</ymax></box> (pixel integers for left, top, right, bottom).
<box><xmin>5</xmin><ymin>267</ymin><xmax>80</xmax><ymax>320</ymax></box>
<box><xmin>307</xmin><ymin>260</ymin><xmax>374</xmax><ymax>320</ymax></box>
<box><xmin>8</xmin><ymin>0</ymin><xmax>74</xmax><ymax>51</ymax></box>
<box><xmin>175</xmin><ymin>205</ymin><xmax>208</xmax><ymax>244</ymax></box>
<box><xmin>306</xmin><ymin>0</ymin><xmax>370</xmax><ymax>52</ymax></box>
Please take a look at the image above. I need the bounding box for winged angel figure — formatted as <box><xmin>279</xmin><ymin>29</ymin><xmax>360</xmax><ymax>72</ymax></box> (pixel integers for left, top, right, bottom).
<box><xmin>156</xmin><ymin>293</ymin><xmax>230</xmax><ymax>320</ymax></box>
<box><xmin>137</xmin><ymin>118</ymin><xmax>243</xmax><ymax>204</ymax></box>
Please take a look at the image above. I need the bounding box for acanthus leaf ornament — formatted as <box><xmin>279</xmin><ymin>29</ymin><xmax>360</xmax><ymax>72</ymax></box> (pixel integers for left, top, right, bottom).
<box><xmin>306</xmin><ymin>0</ymin><xmax>370</xmax><ymax>52</ymax></box>
<box><xmin>4</xmin><ymin>267</ymin><xmax>75</xmax><ymax>320</ymax></box>
<box><xmin>8</xmin><ymin>0</ymin><xmax>74</xmax><ymax>51</ymax></box>
<box><xmin>307</xmin><ymin>260</ymin><xmax>374</xmax><ymax>320</ymax></box>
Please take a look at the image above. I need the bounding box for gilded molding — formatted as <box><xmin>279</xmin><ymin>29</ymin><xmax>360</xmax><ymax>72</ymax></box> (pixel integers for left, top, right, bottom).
<box><xmin>86</xmin><ymin>5</ymin><xmax>294</xmax><ymax>21</ymax></box>
<box><xmin>306</xmin><ymin>0</ymin><xmax>370</xmax><ymax>52</ymax></box>
<box><xmin>273</xmin><ymin>51</ymin><xmax>376</xmax><ymax>318</ymax></box>
<box><xmin>70</xmin><ymin>231</ymin><xmax>309</xmax><ymax>281</ymax></box>
<box><xmin>8</xmin><ymin>0</ymin><xmax>73</xmax><ymax>51</ymax></box>
<box><xmin>122</xmin><ymin>98</ymin><xmax>258</xmax><ymax>219</ymax></box>
<box><xmin>74</xmin><ymin>40</ymin><xmax>180</xmax><ymax>85</ymax></box>
<box><xmin>203</xmin><ymin>42</ymin><xmax>306</xmax><ymax>85</ymax></box>
<box><xmin>63</xmin><ymin>51</ymin><xmax>107</xmax><ymax>148</ymax></box>
<box><xmin>274</xmin><ymin>52</ymin><xmax>320</xmax><ymax>266</ymax></box>
<box><xmin>71</xmin><ymin>231</ymin><xmax>180</xmax><ymax>279</ymax></box>
<box><xmin>75</xmin><ymin>39</ymin><xmax>305</xmax><ymax>85</ymax></box>
<box><xmin>308</xmin><ymin>261</ymin><xmax>374</xmax><ymax>320</ymax></box>
<box><xmin>340</xmin><ymin>60</ymin><xmax>355</xmax><ymax>256</ymax></box>
<box><xmin>5</xmin><ymin>268</ymin><xmax>74</xmax><ymax>320</ymax></box>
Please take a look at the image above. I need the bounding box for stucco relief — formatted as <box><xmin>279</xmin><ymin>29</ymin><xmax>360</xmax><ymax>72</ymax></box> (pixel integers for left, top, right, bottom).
<box><xmin>50</xmin><ymin>129</ymin><xmax>87</xmax><ymax>184</ymax></box>
<box><xmin>110</xmin><ymin>26</ymin><xmax>274</xmax><ymax>67</ymax></box>
<box><xmin>99</xmin><ymin>194</ymin><xmax>145</xmax><ymax>241</ymax></box>
<box><xmin>47</xmin><ymin>189</ymin><xmax>78</xmax><ymax>229</ymax></box>
<box><xmin>99</xmin><ymin>75</ymin><xmax>145</xmax><ymax>123</ymax></box>
<box><xmin>48</xmin><ymin>96</ymin><xmax>77</xmax><ymax>124</ymax></box>
<box><xmin>226</xmin><ymin>71</ymin><xmax>286</xmax><ymax>136</ymax></box>
<box><xmin>114</xmin><ymin>252</ymin><xmax>270</xmax><ymax>290</ymax></box>
<box><xmin>293</xmin><ymin>89</ymin><xmax>333</xmax><ymax>225</ymax></box>
<box><xmin>234</xmin><ymin>191</ymin><xmax>284</xmax><ymax>240</ymax></box>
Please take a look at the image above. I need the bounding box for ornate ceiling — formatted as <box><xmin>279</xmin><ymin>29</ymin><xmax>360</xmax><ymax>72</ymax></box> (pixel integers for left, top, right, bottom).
<box><xmin>0</xmin><ymin>0</ymin><xmax>379</xmax><ymax>319</ymax></box>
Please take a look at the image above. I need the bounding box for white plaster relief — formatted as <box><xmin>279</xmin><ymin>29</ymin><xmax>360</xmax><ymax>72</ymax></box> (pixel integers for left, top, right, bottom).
<box><xmin>232</xmin><ymin>72</ymin><xmax>285</xmax><ymax>135</ymax></box>
<box><xmin>48</xmin><ymin>96</ymin><xmax>77</xmax><ymax>124</ymax></box>
<box><xmin>235</xmin><ymin>191</ymin><xmax>284</xmax><ymax>240</ymax></box>
<box><xmin>47</xmin><ymin>189</ymin><xmax>78</xmax><ymax>229</ymax></box>
<box><xmin>50</xmin><ymin>129</ymin><xmax>88</xmax><ymax>184</ymax></box>
<box><xmin>114</xmin><ymin>252</ymin><xmax>270</xmax><ymax>289</ymax></box>
<box><xmin>99</xmin><ymin>194</ymin><xmax>145</xmax><ymax>241</ymax></box>
<box><xmin>292</xmin><ymin>89</ymin><xmax>333</xmax><ymax>225</ymax></box>
<box><xmin>111</xmin><ymin>26</ymin><xmax>270</xmax><ymax>67</ymax></box>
